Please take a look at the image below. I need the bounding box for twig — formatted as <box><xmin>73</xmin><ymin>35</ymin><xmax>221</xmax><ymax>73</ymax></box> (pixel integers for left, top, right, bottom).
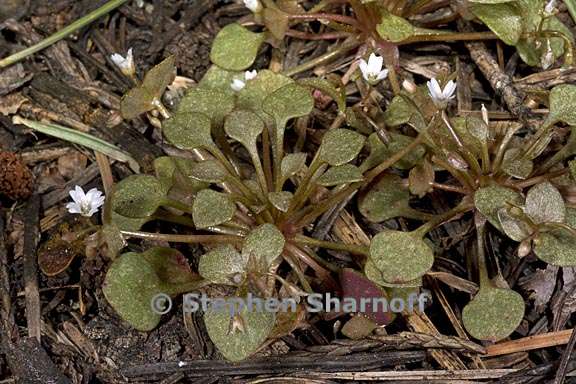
<box><xmin>485</xmin><ymin>329</ymin><xmax>574</xmax><ymax>356</ymax></box>
<box><xmin>458</xmin><ymin>20</ymin><xmax>528</xmax><ymax>119</ymax></box>
<box><xmin>23</xmin><ymin>195</ymin><xmax>41</xmax><ymax>342</ymax></box>
<box><xmin>553</xmin><ymin>328</ymin><xmax>576</xmax><ymax>384</ymax></box>
<box><xmin>297</xmin><ymin>369</ymin><xmax>518</xmax><ymax>381</ymax></box>
<box><xmin>119</xmin><ymin>351</ymin><xmax>425</xmax><ymax>378</ymax></box>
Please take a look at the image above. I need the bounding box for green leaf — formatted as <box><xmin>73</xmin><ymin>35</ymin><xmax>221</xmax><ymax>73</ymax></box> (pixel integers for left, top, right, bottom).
<box><xmin>383</xmin><ymin>95</ymin><xmax>414</xmax><ymax>127</ymax></box>
<box><xmin>193</xmin><ymin>189</ymin><xmax>236</xmax><ymax>229</ymax></box>
<box><xmin>318</xmin><ymin>129</ymin><xmax>365</xmax><ymax>166</ymax></box>
<box><xmin>502</xmin><ymin>148</ymin><xmax>533</xmax><ymax>179</ymax></box>
<box><xmin>471</xmin><ymin>3</ymin><xmax>522</xmax><ymax>45</ymax></box>
<box><xmin>189</xmin><ymin>160</ymin><xmax>227</xmax><ymax>183</ymax></box>
<box><xmin>111</xmin><ymin>211</ymin><xmax>149</xmax><ymax>232</ymax></box>
<box><xmin>548</xmin><ymin>84</ymin><xmax>576</xmax><ymax>126</ymax></box>
<box><xmin>204</xmin><ymin>301</ymin><xmax>275</xmax><ymax>362</ymax></box>
<box><xmin>172</xmin><ymin>158</ymin><xmax>210</xmax><ymax>192</ymax></box>
<box><xmin>263</xmin><ymin>6</ymin><xmax>289</xmax><ymax>40</ymax></box>
<box><xmin>120</xmin><ymin>56</ymin><xmax>176</xmax><ymax>120</ymax></box>
<box><xmin>377</xmin><ymin>12</ymin><xmax>415</xmax><ymax>42</ymax></box>
<box><xmin>525</xmin><ymin>182</ymin><xmax>565</xmax><ymax>224</ymax></box>
<box><xmin>224</xmin><ymin>110</ymin><xmax>264</xmax><ymax>150</ymax></box>
<box><xmin>262</xmin><ymin>83</ymin><xmax>314</xmax><ymax>141</ymax></box>
<box><xmin>268</xmin><ymin>191</ymin><xmax>293</xmax><ymax>213</ymax></box>
<box><xmin>210</xmin><ymin>24</ymin><xmax>265</xmax><ymax>71</ymax></box>
<box><xmin>534</xmin><ymin>229</ymin><xmax>576</xmax><ymax>266</ymax></box>
<box><xmin>177</xmin><ymin>87</ymin><xmax>235</xmax><ymax>127</ymax></box>
<box><xmin>462</xmin><ymin>287</ymin><xmax>524</xmax><ymax>341</ymax></box>
<box><xmin>361</xmin><ymin>133</ymin><xmax>425</xmax><ymax>171</ymax></box>
<box><xmin>408</xmin><ymin>158</ymin><xmax>434</xmax><ymax>198</ymax></box>
<box><xmin>243</xmin><ymin>224</ymin><xmax>285</xmax><ymax>269</ymax></box>
<box><xmin>112</xmin><ymin>175</ymin><xmax>165</xmax><ymax>218</ymax></box>
<box><xmin>103</xmin><ymin>248</ymin><xmax>196</xmax><ymax>331</ymax></box>
<box><xmin>364</xmin><ymin>259</ymin><xmax>422</xmax><ymax>289</ymax></box>
<box><xmin>497</xmin><ymin>208</ymin><xmax>532</xmax><ymax>242</ymax></box>
<box><xmin>281</xmin><ymin>152</ymin><xmax>307</xmax><ymax>181</ymax></box>
<box><xmin>198</xmin><ymin>245</ymin><xmax>247</xmax><ymax>285</ymax></box>
<box><xmin>298</xmin><ymin>77</ymin><xmax>346</xmax><ymax>113</ymax></box>
<box><xmin>163</xmin><ymin>112</ymin><xmax>215</xmax><ymax>151</ymax></box>
<box><xmin>142</xmin><ymin>56</ymin><xmax>177</xmax><ymax>101</ymax></box>
<box><xmin>570</xmin><ymin>159</ymin><xmax>576</xmax><ymax>180</ymax></box>
<box><xmin>317</xmin><ymin>164</ymin><xmax>363</xmax><ymax>186</ymax></box>
<box><xmin>341</xmin><ymin>315</ymin><xmax>378</xmax><ymax>339</ymax></box>
<box><xmin>469</xmin><ymin>0</ymin><xmax>516</xmax><ymax>3</ymax></box>
<box><xmin>154</xmin><ymin>156</ymin><xmax>176</xmax><ymax>192</ymax></box>
<box><xmin>359</xmin><ymin>174</ymin><xmax>410</xmax><ymax>222</ymax></box>
<box><xmin>199</xmin><ymin>65</ymin><xmax>242</xmax><ymax>95</ymax></box>
<box><xmin>474</xmin><ymin>185</ymin><xmax>523</xmax><ymax>230</ymax></box>
<box><xmin>369</xmin><ymin>230</ymin><xmax>434</xmax><ymax>284</ymax></box>
<box><xmin>103</xmin><ymin>252</ymin><xmax>163</xmax><ymax>331</ymax></box>
<box><xmin>237</xmin><ymin>70</ymin><xmax>293</xmax><ymax>122</ymax></box>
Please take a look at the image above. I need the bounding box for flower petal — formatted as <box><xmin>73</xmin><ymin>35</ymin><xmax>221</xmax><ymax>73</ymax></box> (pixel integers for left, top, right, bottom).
<box><xmin>368</xmin><ymin>53</ymin><xmax>383</xmax><ymax>74</ymax></box>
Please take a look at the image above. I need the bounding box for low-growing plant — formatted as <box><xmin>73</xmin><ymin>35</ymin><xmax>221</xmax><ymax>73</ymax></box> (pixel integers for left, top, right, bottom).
<box><xmin>5</xmin><ymin>0</ymin><xmax>561</xmax><ymax>363</ymax></box>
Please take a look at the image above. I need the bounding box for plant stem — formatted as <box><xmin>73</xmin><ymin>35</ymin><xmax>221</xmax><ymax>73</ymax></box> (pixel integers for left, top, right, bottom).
<box><xmin>161</xmin><ymin>198</ymin><xmax>193</xmax><ymax>214</ymax></box>
<box><xmin>474</xmin><ymin>213</ymin><xmax>491</xmax><ymax>288</ymax></box>
<box><xmin>415</xmin><ymin>201</ymin><xmax>474</xmax><ymax>236</ymax></box>
<box><xmin>282</xmin><ymin>38</ymin><xmax>362</xmax><ymax>77</ymax></box>
<box><xmin>288</xmin><ymin>13</ymin><xmax>359</xmax><ymax>26</ymax></box>
<box><xmin>0</xmin><ymin>0</ymin><xmax>129</xmax><ymax>68</ymax></box>
<box><xmin>120</xmin><ymin>230</ymin><xmax>242</xmax><ymax>244</ymax></box>
<box><xmin>398</xmin><ymin>31</ymin><xmax>497</xmax><ymax>45</ymax></box>
<box><xmin>294</xmin><ymin>234</ymin><xmax>369</xmax><ymax>255</ymax></box>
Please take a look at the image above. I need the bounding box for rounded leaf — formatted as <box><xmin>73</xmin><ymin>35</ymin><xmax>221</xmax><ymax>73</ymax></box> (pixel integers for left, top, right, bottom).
<box><xmin>112</xmin><ymin>175</ymin><xmax>165</xmax><ymax>218</ymax></box>
<box><xmin>525</xmin><ymin>182</ymin><xmax>565</xmax><ymax>224</ymax></box>
<box><xmin>237</xmin><ymin>70</ymin><xmax>293</xmax><ymax>121</ymax></box>
<box><xmin>210</xmin><ymin>24</ymin><xmax>266</xmax><ymax>71</ymax></box>
<box><xmin>534</xmin><ymin>229</ymin><xmax>576</xmax><ymax>266</ymax></box>
<box><xmin>361</xmin><ymin>133</ymin><xmax>425</xmax><ymax>171</ymax></box>
<box><xmin>103</xmin><ymin>252</ymin><xmax>162</xmax><ymax>331</ymax></box>
<box><xmin>224</xmin><ymin>110</ymin><xmax>264</xmax><ymax>149</ymax></box>
<box><xmin>281</xmin><ymin>152</ymin><xmax>307</xmax><ymax>181</ymax></box>
<box><xmin>193</xmin><ymin>189</ymin><xmax>236</xmax><ymax>229</ymax></box>
<box><xmin>190</xmin><ymin>160</ymin><xmax>227</xmax><ymax>183</ymax></box>
<box><xmin>199</xmin><ymin>245</ymin><xmax>248</xmax><ymax>285</ymax></box>
<box><xmin>178</xmin><ymin>87</ymin><xmax>235</xmax><ymax>126</ymax></box>
<box><xmin>317</xmin><ymin>164</ymin><xmax>363</xmax><ymax>186</ymax></box>
<box><xmin>204</xmin><ymin>302</ymin><xmax>275</xmax><ymax>362</ymax></box>
<box><xmin>318</xmin><ymin>129</ymin><xmax>365</xmax><ymax>166</ymax></box>
<box><xmin>502</xmin><ymin>148</ymin><xmax>533</xmax><ymax>180</ymax></box>
<box><xmin>369</xmin><ymin>231</ymin><xmax>434</xmax><ymax>284</ymax></box>
<box><xmin>549</xmin><ymin>84</ymin><xmax>576</xmax><ymax>126</ymax></box>
<box><xmin>474</xmin><ymin>185</ymin><xmax>523</xmax><ymax>231</ymax></box>
<box><xmin>263</xmin><ymin>83</ymin><xmax>314</xmax><ymax>131</ymax></box>
<box><xmin>471</xmin><ymin>3</ymin><xmax>522</xmax><ymax>45</ymax></box>
<box><xmin>268</xmin><ymin>191</ymin><xmax>293</xmax><ymax>213</ymax></box>
<box><xmin>163</xmin><ymin>112</ymin><xmax>214</xmax><ymax>150</ymax></box>
<box><xmin>497</xmin><ymin>208</ymin><xmax>532</xmax><ymax>242</ymax></box>
<box><xmin>243</xmin><ymin>223</ymin><xmax>285</xmax><ymax>268</ymax></box>
<box><xmin>359</xmin><ymin>174</ymin><xmax>410</xmax><ymax>222</ymax></box>
<box><xmin>462</xmin><ymin>287</ymin><xmax>524</xmax><ymax>341</ymax></box>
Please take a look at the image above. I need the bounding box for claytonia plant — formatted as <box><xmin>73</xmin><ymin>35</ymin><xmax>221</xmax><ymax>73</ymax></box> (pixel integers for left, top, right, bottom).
<box><xmin>110</xmin><ymin>48</ymin><xmax>135</xmax><ymax>77</ymax></box>
<box><xmin>66</xmin><ymin>186</ymin><xmax>105</xmax><ymax>217</ymax></box>
<box><xmin>359</xmin><ymin>53</ymin><xmax>388</xmax><ymax>85</ymax></box>
<box><xmin>426</xmin><ymin>78</ymin><xmax>456</xmax><ymax>109</ymax></box>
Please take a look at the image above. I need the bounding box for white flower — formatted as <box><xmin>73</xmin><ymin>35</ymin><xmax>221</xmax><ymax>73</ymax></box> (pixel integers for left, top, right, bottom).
<box><xmin>358</xmin><ymin>53</ymin><xmax>388</xmax><ymax>85</ymax></box>
<box><xmin>231</xmin><ymin>79</ymin><xmax>246</xmax><ymax>92</ymax></box>
<box><xmin>230</xmin><ymin>70</ymin><xmax>258</xmax><ymax>91</ymax></box>
<box><xmin>110</xmin><ymin>48</ymin><xmax>135</xmax><ymax>77</ymax></box>
<box><xmin>544</xmin><ymin>0</ymin><xmax>556</xmax><ymax>15</ymax></box>
<box><xmin>66</xmin><ymin>186</ymin><xmax>105</xmax><ymax>217</ymax></box>
<box><xmin>243</xmin><ymin>0</ymin><xmax>263</xmax><ymax>13</ymax></box>
<box><xmin>427</xmin><ymin>78</ymin><xmax>456</xmax><ymax>109</ymax></box>
<box><xmin>481</xmin><ymin>103</ymin><xmax>489</xmax><ymax>125</ymax></box>
<box><xmin>245</xmin><ymin>70</ymin><xmax>258</xmax><ymax>80</ymax></box>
